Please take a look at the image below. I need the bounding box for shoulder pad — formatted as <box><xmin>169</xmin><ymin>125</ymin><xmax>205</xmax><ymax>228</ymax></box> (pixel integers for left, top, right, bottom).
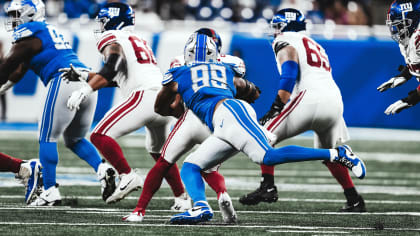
<box><xmin>163</xmin><ymin>67</ymin><xmax>181</xmax><ymax>85</ymax></box>
<box><xmin>170</xmin><ymin>55</ymin><xmax>184</xmax><ymax>69</ymax></box>
<box><xmin>12</xmin><ymin>22</ymin><xmax>45</xmax><ymax>42</ymax></box>
<box><xmin>274</xmin><ymin>41</ymin><xmax>290</xmax><ymax>54</ymax></box>
<box><xmin>218</xmin><ymin>54</ymin><xmax>246</xmax><ymax>76</ymax></box>
<box><xmin>223</xmin><ymin>63</ymin><xmax>244</xmax><ymax>78</ymax></box>
<box><xmin>96</xmin><ymin>32</ymin><xmax>118</xmax><ymax>52</ymax></box>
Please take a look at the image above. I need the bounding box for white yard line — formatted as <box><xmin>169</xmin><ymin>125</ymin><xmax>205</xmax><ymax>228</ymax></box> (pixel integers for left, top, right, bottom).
<box><xmin>1</xmin><ymin>195</ymin><xmax>420</xmax><ymax>205</ymax></box>
<box><xmin>0</xmin><ymin>221</ymin><xmax>419</xmax><ymax>232</ymax></box>
<box><xmin>267</xmin><ymin>230</ymin><xmax>349</xmax><ymax>234</ymax></box>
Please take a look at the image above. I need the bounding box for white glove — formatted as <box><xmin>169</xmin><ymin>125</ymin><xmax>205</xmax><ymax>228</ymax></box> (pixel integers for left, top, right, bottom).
<box><xmin>67</xmin><ymin>84</ymin><xmax>93</xmax><ymax>111</ymax></box>
<box><xmin>384</xmin><ymin>100</ymin><xmax>411</xmax><ymax>115</ymax></box>
<box><xmin>0</xmin><ymin>81</ymin><xmax>15</xmax><ymax>95</ymax></box>
<box><xmin>59</xmin><ymin>64</ymin><xmax>89</xmax><ymax>82</ymax></box>
<box><xmin>377</xmin><ymin>77</ymin><xmax>408</xmax><ymax>92</ymax></box>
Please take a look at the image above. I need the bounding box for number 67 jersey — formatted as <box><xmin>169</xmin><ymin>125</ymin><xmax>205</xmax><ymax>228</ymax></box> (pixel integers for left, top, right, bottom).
<box><xmin>273</xmin><ymin>32</ymin><xmax>341</xmax><ymax>96</ymax></box>
<box><xmin>96</xmin><ymin>30</ymin><xmax>162</xmax><ymax>97</ymax></box>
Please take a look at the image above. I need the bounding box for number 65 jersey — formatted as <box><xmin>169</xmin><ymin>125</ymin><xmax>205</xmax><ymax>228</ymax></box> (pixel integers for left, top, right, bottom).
<box><xmin>97</xmin><ymin>30</ymin><xmax>162</xmax><ymax>97</ymax></box>
<box><xmin>272</xmin><ymin>32</ymin><xmax>341</xmax><ymax>96</ymax></box>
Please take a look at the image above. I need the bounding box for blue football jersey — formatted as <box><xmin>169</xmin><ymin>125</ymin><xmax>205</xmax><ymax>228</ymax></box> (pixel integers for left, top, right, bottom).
<box><xmin>13</xmin><ymin>21</ymin><xmax>87</xmax><ymax>86</ymax></box>
<box><xmin>164</xmin><ymin>62</ymin><xmax>238</xmax><ymax>131</ymax></box>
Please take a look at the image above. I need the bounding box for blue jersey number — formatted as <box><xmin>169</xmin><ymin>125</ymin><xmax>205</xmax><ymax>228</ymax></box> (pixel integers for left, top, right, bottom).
<box><xmin>191</xmin><ymin>64</ymin><xmax>227</xmax><ymax>92</ymax></box>
<box><xmin>47</xmin><ymin>25</ymin><xmax>71</xmax><ymax>50</ymax></box>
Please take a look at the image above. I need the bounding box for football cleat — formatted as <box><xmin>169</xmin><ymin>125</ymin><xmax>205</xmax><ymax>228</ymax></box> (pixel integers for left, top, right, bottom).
<box><xmin>334</xmin><ymin>145</ymin><xmax>366</xmax><ymax>179</ymax></box>
<box><xmin>122</xmin><ymin>211</ymin><xmax>144</xmax><ymax>222</ymax></box>
<box><xmin>97</xmin><ymin>161</ymin><xmax>117</xmax><ymax>201</ymax></box>
<box><xmin>218</xmin><ymin>192</ymin><xmax>237</xmax><ymax>223</ymax></box>
<box><xmin>170</xmin><ymin>201</ymin><xmax>213</xmax><ymax>224</ymax></box>
<box><xmin>340</xmin><ymin>195</ymin><xmax>367</xmax><ymax>213</ymax></box>
<box><xmin>171</xmin><ymin>192</ymin><xmax>192</xmax><ymax>212</ymax></box>
<box><xmin>30</xmin><ymin>184</ymin><xmax>61</xmax><ymax>206</ymax></box>
<box><xmin>16</xmin><ymin>159</ymin><xmax>43</xmax><ymax>204</ymax></box>
<box><xmin>239</xmin><ymin>183</ymin><xmax>278</xmax><ymax>205</ymax></box>
<box><xmin>106</xmin><ymin>169</ymin><xmax>143</xmax><ymax>204</ymax></box>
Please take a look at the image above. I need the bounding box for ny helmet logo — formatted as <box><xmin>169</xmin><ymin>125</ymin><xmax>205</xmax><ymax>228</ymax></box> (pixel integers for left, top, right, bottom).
<box><xmin>108</xmin><ymin>7</ymin><xmax>120</xmax><ymax>18</ymax></box>
<box><xmin>285</xmin><ymin>12</ymin><xmax>297</xmax><ymax>21</ymax></box>
<box><xmin>400</xmin><ymin>2</ymin><xmax>413</xmax><ymax>14</ymax></box>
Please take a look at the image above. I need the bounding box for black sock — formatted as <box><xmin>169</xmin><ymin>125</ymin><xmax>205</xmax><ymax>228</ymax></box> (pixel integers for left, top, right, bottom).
<box><xmin>344</xmin><ymin>187</ymin><xmax>359</xmax><ymax>203</ymax></box>
<box><xmin>261</xmin><ymin>174</ymin><xmax>274</xmax><ymax>186</ymax></box>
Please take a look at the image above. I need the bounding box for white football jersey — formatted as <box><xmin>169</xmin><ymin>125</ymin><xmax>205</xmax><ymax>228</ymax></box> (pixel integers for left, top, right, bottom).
<box><xmin>272</xmin><ymin>32</ymin><xmax>340</xmax><ymax>96</ymax></box>
<box><xmin>96</xmin><ymin>29</ymin><xmax>162</xmax><ymax>97</ymax></box>
<box><xmin>169</xmin><ymin>53</ymin><xmax>246</xmax><ymax>75</ymax></box>
<box><xmin>399</xmin><ymin>25</ymin><xmax>420</xmax><ymax>77</ymax></box>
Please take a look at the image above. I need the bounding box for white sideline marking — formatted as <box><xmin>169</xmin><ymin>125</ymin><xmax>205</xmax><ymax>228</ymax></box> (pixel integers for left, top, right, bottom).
<box><xmin>1</xmin><ymin>221</ymin><xmax>420</xmax><ymax>232</ymax></box>
<box><xmin>1</xmin><ymin>195</ymin><xmax>420</xmax><ymax>205</ymax></box>
<box><xmin>267</xmin><ymin>230</ymin><xmax>349</xmax><ymax>234</ymax></box>
<box><xmin>1</xmin><ymin>206</ymin><xmax>420</xmax><ymax>217</ymax></box>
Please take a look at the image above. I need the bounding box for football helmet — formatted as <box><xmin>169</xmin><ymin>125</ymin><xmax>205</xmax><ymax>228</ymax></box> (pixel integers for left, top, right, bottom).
<box><xmin>195</xmin><ymin>28</ymin><xmax>222</xmax><ymax>53</ymax></box>
<box><xmin>184</xmin><ymin>33</ymin><xmax>218</xmax><ymax>64</ymax></box>
<box><xmin>5</xmin><ymin>0</ymin><xmax>46</xmax><ymax>31</ymax></box>
<box><xmin>270</xmin><ymin>8</ymin><xmax>306</xmax><ymax>36</ymax></box>
<box><xmin>94</xmin><ymin>2</ymin><xmax>135</xmax><ymax>37</ymax></box>
<box><xmin>387</xmin><ymin>0</ymin><xmax>420</xmax><ymax>45</ymax></box>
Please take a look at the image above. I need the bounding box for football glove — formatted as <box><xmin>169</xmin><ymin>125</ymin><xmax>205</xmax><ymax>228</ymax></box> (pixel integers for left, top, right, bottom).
<box><xmin>377</xmin><ymin>65</ymin><xmax>411</xmax><ymax>92</ymax></box>
<box><xmin>0</xmin><ymin>80</ymin><xmax>15</xmax><ymax>95</ymax></box>
<box><xmin>59</xmin><ymin>64</ymin><xmax>89</xmax><ymax>82</ymax></box>
<box><xmin>385</xmin><ymin>89</ymin><xmax>420</xmax><ymax>115</ymax></box>
<box><xmin>67</xmin><ymin>84</ymin><xmax>93</xmax><ymax>111</ymax></box>
<box><xmin>259</xmin><ymin>96</ymin><xmax>285</xmax><ymax>125</ymax></box>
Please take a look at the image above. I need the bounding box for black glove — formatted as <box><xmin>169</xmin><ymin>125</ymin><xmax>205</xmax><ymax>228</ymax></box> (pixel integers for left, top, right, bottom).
<box><xmin>259</xmin><ymin>96</ymin><xmax>285</xmax><ymax>125</ymax></box>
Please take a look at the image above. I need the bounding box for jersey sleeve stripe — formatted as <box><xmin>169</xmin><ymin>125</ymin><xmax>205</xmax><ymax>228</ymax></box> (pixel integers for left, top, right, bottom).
<box><xmin>97</xmin><ymin>34</ymin><xmax>117</xmax><ymax>51</ymax></box>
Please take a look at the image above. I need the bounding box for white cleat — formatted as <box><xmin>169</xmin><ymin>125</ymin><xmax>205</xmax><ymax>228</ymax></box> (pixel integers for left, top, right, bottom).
<box><xmin>30</xmin><ymin>185</ymin><xmax>62</xmax><ymax>206</ymax></box>
<box><xmin>97</xmin><ymin>161</ymin><xmax>117</xmax><ymax>201</ymax></box>
<box><xmin>218</xmin><ymin>192</ymin><xmax>237</xmax><ymax>223</ymax></box>
<box><xmin>122</xmin><ymin>211</ymin><xmax>144</xmax><ymax>222</ymax></box>
<box><xmin>16</xmin><ymin>159</ymin><xmax>43</xmax><ymax>204</ymax></box>
<box><xmin>106</xmin><ymin>169</ymin><xmax>143</xmax><ymax>204</ymax></box>
<box><xmin>171</xmin><ymin>192</ymin><xmax>192</xmax><ymax>212</ymax></box>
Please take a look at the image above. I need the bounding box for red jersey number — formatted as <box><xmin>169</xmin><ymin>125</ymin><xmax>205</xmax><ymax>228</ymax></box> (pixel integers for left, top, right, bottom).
<box><xmin>302</xmin><ymin>37</ymin><xmax>331</xmax><ymax>72</ymax></box>
<box><xmin>128</xmin><ymin>36</ymin><xmax>157</xmax><ymax>65</ymax></box>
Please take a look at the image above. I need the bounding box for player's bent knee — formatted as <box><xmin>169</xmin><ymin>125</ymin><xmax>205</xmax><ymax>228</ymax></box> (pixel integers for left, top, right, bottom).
<box><xmin>63</xmin><ymin>136</ymin><xmax>83</xmax><ymax>149</ymax></box>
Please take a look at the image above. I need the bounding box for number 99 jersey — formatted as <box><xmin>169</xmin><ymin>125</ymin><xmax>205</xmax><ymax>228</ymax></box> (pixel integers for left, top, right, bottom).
<box><xmin>273</xmin><ymin>32</ymin><xmax>340</xmax><ymax>95</ymax></box>
<box><xmin>163</xmin><ymin>62</ymin><xmax>237</xmax><ymax>131</ymax></box>
<box><xmin>96</xmin><ymin>30</ymin><xmax>162</xmax><ymax>97</ymax></box>
<box><xmin>12</xmin><ymin>21</ymin><xmax>87</xmax><ymax>86</ymax></box>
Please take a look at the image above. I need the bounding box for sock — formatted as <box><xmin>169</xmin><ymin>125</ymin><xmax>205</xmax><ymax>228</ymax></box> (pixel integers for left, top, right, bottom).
<box><xmin>181</xmin><ymin>162</ymin><xmax>206</xmax><ymax>203</ymax></box>
<box><xmin>263</xmin><ymin>145</ymin><xmax>331</xmax><ymax>166</ymax></box>
<box><xmin>0</xmin><ymin>152</ymin><xmax>23</xmax><ymax>173</ymax></box>
<box><xmin>261</xmin><ymin>173</ymin><xmax>274</xmax><ymax>186</ymax></box>
<box><xmin>135</xmin><ymin>157</ymin><xmax>172</xmax><ymax>215</ymax></box>
<box><xmin>69</xmin><ymin>138</ymin><xmax>102</xmax><ymax>172</ymax></box>
<box><xmin>91</xmin><ymin>133</ymin><xmax>131</xmax><ymax>175</ymax></box>
<box><xmin>261</xmin><ymin>164</ymin><xmax>275</xmax><ymax>176</ymax></box>
<box><xmin>39</xmin><ymin>142</ymin><xmax>58</xmax><ymax>189</ymax></box>
<box><xmin>150</xmin><ymin>153</ymin><xmax>184</xmax><ymax>197</ymax></box>
<box><xmin>202</xmin><ymin>171</ymin><xmax>226</xmax><ymax>199</ymax></box>
<box><xmin>324</xmin><ymin>161</ymin><xmax>355</xmax><ymax>189</ymax></box>
<box><xmin>343</xmin><ymin>187</ymin><xmax>359</xmax><ymax>203</ymax></box>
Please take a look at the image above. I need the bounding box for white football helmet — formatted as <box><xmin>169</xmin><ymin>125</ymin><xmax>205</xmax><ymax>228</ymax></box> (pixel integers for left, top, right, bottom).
<box><xmin>5</xmin><ymin>0</ymin><xmax>46</xmax><ymax>32</ymax></box>
<box><xmin>184</xmin><ymin>33</ymin><xmax>218</xmax><ymax>64</ymax></box>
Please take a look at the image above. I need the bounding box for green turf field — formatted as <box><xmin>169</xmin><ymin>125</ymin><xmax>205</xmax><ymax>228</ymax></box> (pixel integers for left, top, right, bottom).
<box><xmin>1</xmin><ymin>135</ymin><xmax>420</xmax><ymax>235</ymax></box>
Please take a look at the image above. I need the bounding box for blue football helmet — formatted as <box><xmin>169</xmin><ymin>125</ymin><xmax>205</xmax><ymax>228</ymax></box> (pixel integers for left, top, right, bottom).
<box><xmin>184</xmin><ymin>33</ymin><xmax>218</xmax><ymax>64</ymax></box>
<box><xmin>270</xmin><ymin>8</ymin><xmax>306</xmax><ymax>35</ymax></box>
<box><xmin>95</xmin><ymin>2</ymin><xmax>135</xmax><ymax>37</ymax></box>
<box><xmin>387</xmin><ymin>0</ymin><xmax>420</xmax><ymax>45</ymax></box>
<box><xmin>194</xmin><ymin>28</ymin><xmax>222</xmax><ymax>53</ymax></box>
<box><xmin>5</xmin><ymin>0</ymin><xmax>45</xmax><ymax>31</ymax></box>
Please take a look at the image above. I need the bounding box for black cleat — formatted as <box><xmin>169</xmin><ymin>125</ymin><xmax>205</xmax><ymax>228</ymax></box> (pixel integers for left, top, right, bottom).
<box><xmin>102</xmin><ymin>168</ymin><xmax>116</xmax><ymax>201</ymax></box>
<box><xmin>239</xmin><ymin>183</ymin><xmax>278</xmax><ymax>205</ymax></box>
<box><xmin>340</xmin><ymin>195</ymin><xmax>367</xmax><ymax>212</ymax></box>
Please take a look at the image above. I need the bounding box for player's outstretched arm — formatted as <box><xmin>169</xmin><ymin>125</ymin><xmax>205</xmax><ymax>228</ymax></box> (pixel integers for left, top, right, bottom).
<box><xmin>377</xmin><ymin>65</ymin><xmax>412</xmax><ymax>92</ymax></box>
<box><xmin>155</xmin><ymin>81</ymin><xmax>182</xmax><ymax>117</ymax></box>
<box><xmin>234</xmin><ymin>77</ymin><xmax>260</xmax><ymax>103</ymax></box>
<box><xmin>385</xmin><ymin>87</ymin><xmax>420</xmax><ymax>115</ymax></box>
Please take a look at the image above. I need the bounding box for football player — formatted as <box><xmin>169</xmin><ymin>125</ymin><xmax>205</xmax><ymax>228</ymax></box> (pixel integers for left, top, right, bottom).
<box><xmin>239</xmin><ymin>8</ymin><xmax>367</xmax><ymax>212</ymax></box>
<box><xmin>63</xmin><ymin>2</ymin><xmax>185</xmax><ymax>205</ymax></box>
<box><xmin>0</xmin><ymin>153</ymin><xmax>42</xmax><ymax>204</ymax></box>
<box><xmin>0</xmin><ymin>0</ymin><xmax>115</xmax><ymax>206</ymax></box>
<box><xmin>377</xmin><ymin>0</ymin><xmax>420</xmax><ymax>114</ymax></box>
<box><xmin>155</xmin><ymin>32</ymin><xmax>366</xmax><ymax>224</ymax></box>
<box><xmin>123</xmin><ymin>28</ymin><xmax>254</xmax><ymax>223</ymax></box>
